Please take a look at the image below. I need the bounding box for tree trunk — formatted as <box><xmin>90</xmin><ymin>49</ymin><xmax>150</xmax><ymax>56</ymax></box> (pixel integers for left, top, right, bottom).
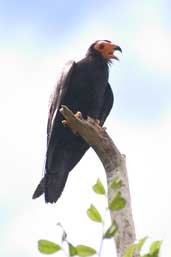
<box><xmin>60</xmin><ymin>105</ymin><xmax>138</xmax><ymax>257</ymax></box>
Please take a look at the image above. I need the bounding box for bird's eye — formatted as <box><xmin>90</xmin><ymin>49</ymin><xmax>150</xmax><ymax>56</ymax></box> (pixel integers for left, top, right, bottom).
<box><xmin>99</xmin><ymin>43</ymin><xmax>104</xmax><ymax>49</ymax></box>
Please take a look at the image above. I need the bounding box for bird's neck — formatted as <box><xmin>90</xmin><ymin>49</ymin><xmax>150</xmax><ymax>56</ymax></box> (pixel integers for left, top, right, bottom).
<box><xmin>86</xmin><ymin>48</ymin><xmax>110</xmax><ymax>67</ymax></box>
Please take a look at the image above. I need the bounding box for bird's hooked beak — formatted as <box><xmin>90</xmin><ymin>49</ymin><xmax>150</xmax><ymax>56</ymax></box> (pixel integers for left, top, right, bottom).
<box><xmin>110</xmin><ymin>44</ymin><xmax>122</xmax><ymax>61</ymax></box>
<box><xmin>94</xmin><ymin>40</ymin><xmax>122</xmax><ymax>61</ymax></box>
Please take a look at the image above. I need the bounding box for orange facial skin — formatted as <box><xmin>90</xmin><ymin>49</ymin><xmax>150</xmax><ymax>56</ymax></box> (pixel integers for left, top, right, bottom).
<box><xmin>94</xmin><ymin>40</ymin><xmax>122</xmax><ymax>60</ymax></box>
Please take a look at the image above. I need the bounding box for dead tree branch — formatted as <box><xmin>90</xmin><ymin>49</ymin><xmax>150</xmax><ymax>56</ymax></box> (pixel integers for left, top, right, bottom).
<box><xmin>60</xmin><ymin>105</ymin><xmax>138</xmax><ymax>257</ymax></box>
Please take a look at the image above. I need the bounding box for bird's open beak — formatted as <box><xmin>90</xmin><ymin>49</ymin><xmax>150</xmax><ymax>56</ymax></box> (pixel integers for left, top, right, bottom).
<box><xmin>110</xmin><ymin>45</ymin><xmax>122</xmax><ymax>61</ymax></box>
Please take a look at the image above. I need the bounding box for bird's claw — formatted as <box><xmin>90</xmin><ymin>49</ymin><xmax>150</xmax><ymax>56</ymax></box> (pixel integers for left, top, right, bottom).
<box><xmin>62</xmin><ymin>111</ymin><xmax>83</xmax><ymax>134</ymax></box>
<box><xmin>87</xmin><ymin>117</ymin><xmax>102</xmax><ymax>129</ymax></box>
<box><xmin>74</xmin><ymin>111</ymin><xmax>83</xmax><ymax>120</ymax></box>
<box><xmin>62</xmin><ymin>120</ymin><xmax>68</xmax><ymax>126</ymax></box>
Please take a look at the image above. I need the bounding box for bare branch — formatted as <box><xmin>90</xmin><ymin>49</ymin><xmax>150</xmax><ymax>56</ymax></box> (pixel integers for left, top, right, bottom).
<box><xmin>60</xmin><ymin>105</ymin><xmax>138</xmax><ymax>257</ymax></box>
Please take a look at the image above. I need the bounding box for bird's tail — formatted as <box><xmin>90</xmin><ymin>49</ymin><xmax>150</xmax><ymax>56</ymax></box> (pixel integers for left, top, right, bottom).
<box><xmin>32</xmin><ymin>171</ymin><xmax>70</xmax><ymax>203</ymax></box>
<box><xmin>32</xmin><ymin>177</ymin><xmax>45</xmax><ymax>199</ymax></box>
<box><xmin>45</xmin><ymin>172</ymin><xmax>70</xmax><ymax>203</ymax></box>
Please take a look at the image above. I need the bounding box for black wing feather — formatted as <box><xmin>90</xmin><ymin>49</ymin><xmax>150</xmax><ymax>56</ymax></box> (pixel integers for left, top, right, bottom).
<box><xmin>47</xmin><ymin>60</ymin><xmax>76</xmax><ymax>144</ymax></box>
<box><xmin>100</xmin><ymin>83</ymin><xmax>114</xmax><ymax>125</ymax></box>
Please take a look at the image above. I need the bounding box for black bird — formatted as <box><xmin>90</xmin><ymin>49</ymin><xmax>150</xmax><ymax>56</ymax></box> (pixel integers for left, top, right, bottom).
<box><xmin>32</xmin><ymin>40</ymin><xmax>122</xmax><ymax>203</ymax></box>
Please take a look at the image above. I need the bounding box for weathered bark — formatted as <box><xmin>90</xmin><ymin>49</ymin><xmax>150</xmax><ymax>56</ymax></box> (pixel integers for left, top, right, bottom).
<box><xmin>60</xmin><ymin>105</ymin><xmax>138</xmax><ymax>257</ymax></box>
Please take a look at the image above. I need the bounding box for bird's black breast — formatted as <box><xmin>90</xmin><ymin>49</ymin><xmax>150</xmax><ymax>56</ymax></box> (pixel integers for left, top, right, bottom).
<box><xmin>61</xmin><ymin>57</ymin><xmax>109</xmax><ymax>119</ymax></box>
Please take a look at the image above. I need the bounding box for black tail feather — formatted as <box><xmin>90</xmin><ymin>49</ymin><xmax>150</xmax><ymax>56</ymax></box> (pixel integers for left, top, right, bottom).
<box><xmin>44</xmin><ymin>172</ymin><xmax>69</xmax><ymax>203</ymax></box>
<box><xmin>32</xmin><ymin>171</ymin><xmax>69</xmax><ymax>203</ymax></box>
<box><xmin>32</xmin><ymin>178</ymin><xmax>44</xmax><ymax>199</ymax></box>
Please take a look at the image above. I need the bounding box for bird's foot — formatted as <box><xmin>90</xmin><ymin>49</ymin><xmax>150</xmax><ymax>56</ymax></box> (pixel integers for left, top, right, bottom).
<box><xmin>87</xmin><ymin>117</ymin><xmax>106</xmax><ymax>131</ymax></box>
<box><xmin>74</xmin><ymin>111</ymin><xmax>83</xmax><ymax>120</ymax></box>
<box><xmin>87</xmin><ymin>117</ymin><xmax>102</xmax><ymax>129</ymax></box>
<box><xmin>62</xmin><ymin>111</ymin><xmax>83</xmax><ymax>134</ymax></box>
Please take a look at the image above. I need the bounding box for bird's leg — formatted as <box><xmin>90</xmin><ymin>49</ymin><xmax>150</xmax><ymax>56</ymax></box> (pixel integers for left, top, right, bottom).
<box><xmin>87</xmin><ymin>117</ymin><xmax>103</xmax><ymax>129</ymax></box>
<box><xmin>62</xmin><ymin>111</ymin><xmax>83</xmax><ymax>134</ymax></box>
<box><xmin>94</xmin><ymin>119</ymin><xmax>101</xmax><ymax>126</ymax></box>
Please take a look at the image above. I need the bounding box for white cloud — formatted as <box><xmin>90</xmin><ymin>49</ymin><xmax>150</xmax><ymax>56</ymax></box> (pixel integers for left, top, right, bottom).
<box><xmin>132</xmin><ymin>25</ymin><xmax>171</xmax><ymax>73</ymax></box>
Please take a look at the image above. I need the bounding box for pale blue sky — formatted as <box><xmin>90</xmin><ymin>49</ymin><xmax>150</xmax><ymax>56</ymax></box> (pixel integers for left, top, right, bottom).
<box><xmin>0</xmin><ymin>1</ymin><xmax>171</xmax><ymax>256</ymax></box>
<box><xmin>0</xmin><ymin>0</ymin><xmax>170</xmax><ymax>123</ymax></box>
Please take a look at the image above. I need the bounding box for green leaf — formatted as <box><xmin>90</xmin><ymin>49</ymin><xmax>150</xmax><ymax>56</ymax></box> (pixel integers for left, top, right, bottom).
<box><xmin>150</xmin><ymin>241</ymin><xmax>162</xmax><ymax>256</ymax></box>
<box><xmin>136</xmin><ymin>236</ymin><xmax>148</xmax><ymax>252</ymax></box>
<box><xmin>109</xmin><ymin>192</ymin><xmax>126</xmax><ymax>211</ymax></box>
<box><xmin>38</xmin><ymin>240</ymin><xmax>61</xmax><ymax>254</ymax></box>
<box><xmin>92</xmin><ymin>178</ymin><xmax>106</xmax><ymax>195</ymax></box>
<box><xmin>110</xmin><ymin>178</ymin><xmax>123</xmax><ymax>190</ymax></box>
<box><xmin>103</xmin><ymin>221</ymin><xmax>117</xmax><ymax>239</ymax></box>
<box><xmin>76</xmin><ymin>245</ymin><xmax>96</xmax><ymax>256</ymax></box>
<box><xmin>87</xmin><ymin>204</ymin><xmax>102</xmax><ymax>222</ymax></box>
<box><xmin>124</xmin><ymin>237</ymin><xmax>148</xmax><ymax>257</ymax></box>
<box><xmin>68</xmin><ymin>243</ymin><xmax>77</xmax><ymax>256</ymax></box>
<box><xmin>124</xmin><ymin>243</ymin><xmax>137</xmax><ymax>257</ymax></box>
<box><xmin>150</xmin><ymin>252</ymin><xmax>159</xmax><ymax>257</ymax></box>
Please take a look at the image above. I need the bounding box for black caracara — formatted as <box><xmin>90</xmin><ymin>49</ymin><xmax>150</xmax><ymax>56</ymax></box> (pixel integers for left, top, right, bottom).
<box><xmin>32</xmin><ymin>40</ymin><xmax>122</xmax><ymax>203</ymax></box>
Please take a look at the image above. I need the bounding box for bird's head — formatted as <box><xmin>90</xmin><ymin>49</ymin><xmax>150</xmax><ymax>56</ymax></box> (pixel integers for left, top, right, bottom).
<box><xmin>89</xmin><ymin>40</ymin><xmax>122</xmax><ymax>61</ymax></box>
